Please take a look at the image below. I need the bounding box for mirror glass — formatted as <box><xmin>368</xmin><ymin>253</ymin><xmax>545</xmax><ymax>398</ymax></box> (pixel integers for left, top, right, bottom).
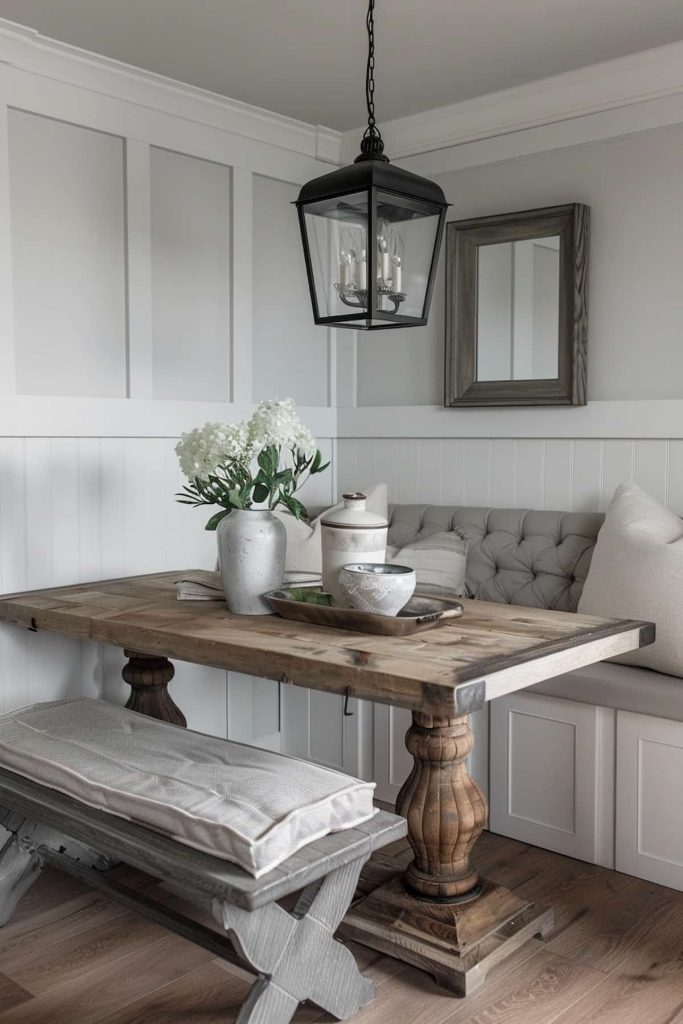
<box><xmin>476</xmin><ymin>236</ymin><xmax>560</xmax><ymax>381</ymax></box>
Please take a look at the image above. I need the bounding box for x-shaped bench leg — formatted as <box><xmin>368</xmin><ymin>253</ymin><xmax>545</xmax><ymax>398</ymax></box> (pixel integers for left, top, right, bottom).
<box><xmin>214</xmin><ymin>856</ymin><xmax>375</xmax><ymax>1024</ymax></box>
<box><xmin>0</xmin><ymin>818</ymin><xmax>44</xmax><ymax>927</ymax></box>
<box><xmin>0</xmin><ymin>810</ymin><xmax>117</xmax><ymax>928</ymax></box>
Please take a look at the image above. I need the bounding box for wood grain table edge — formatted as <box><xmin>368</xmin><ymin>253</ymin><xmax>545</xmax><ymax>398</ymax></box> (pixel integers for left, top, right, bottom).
<box><xmin>0</xmin><ymin>573</ymin><xmax>656</xmax><ymax>717</ymax></box>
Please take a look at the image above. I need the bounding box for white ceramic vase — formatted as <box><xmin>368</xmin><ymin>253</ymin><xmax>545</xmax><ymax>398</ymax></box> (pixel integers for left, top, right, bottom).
<box><xmin>321</xmin><ymin>492</ymin><xmax>388</xmax><ymax>606</ymax></box>
<box><xmin>216</xmin><ymin>509</ymin><xmax>285</xmax><ymax>615</ymax></box>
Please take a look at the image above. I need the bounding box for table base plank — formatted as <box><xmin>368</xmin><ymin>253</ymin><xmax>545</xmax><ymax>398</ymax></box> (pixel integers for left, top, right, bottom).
<box><xmin>341</xmin><ymin>874</ymin><xmax>553</xmax><ymax>996</ymax></box>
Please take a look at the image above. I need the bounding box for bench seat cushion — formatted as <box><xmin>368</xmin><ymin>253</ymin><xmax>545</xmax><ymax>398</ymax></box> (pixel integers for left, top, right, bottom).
<box><xmin>530</xmin><ymin>661</ymin><xmax>683</xmax><ymax>720</ymax></box>
<box><xmin>0</xmin><ymin>699</ymin><xmax>376</xmax><ymax>877</ymax></box>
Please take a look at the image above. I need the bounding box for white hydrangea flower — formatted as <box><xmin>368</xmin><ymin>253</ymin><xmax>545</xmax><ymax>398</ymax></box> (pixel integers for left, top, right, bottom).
<box><xmin>247</xmin><ymin>398</ymin><xmax>317</xmax><ymax>456</ymax></box>
<box><xmin>175</xmin><ymin>421</ymin><xmax>250</xmax><ymax>481</ymax></box>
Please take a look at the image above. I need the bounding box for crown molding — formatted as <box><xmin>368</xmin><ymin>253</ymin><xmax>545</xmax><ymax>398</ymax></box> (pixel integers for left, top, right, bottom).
<box><xmin>0</xmin><ymin>17</ymin><xmax>342</xmax><ymax>164</ymax></box>
<box><xmin>340</xmin><ymin>39</ymin><xmax>683</xmax><ymax>164</ymax></box>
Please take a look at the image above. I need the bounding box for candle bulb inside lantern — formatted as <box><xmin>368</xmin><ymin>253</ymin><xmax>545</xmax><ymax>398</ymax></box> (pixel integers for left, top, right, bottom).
<box><xmin>339</xmin><ymin>252</ymin><xmax>351</xmax><ymax>289</ymax></box>
<box><xmin>378</xmin><ymin>237</ymin><xmax>390</xmax><ymax>286</ymax></box>
<box><xmin>348</xmin><ymin>248</ymin><xmax>357</xmax><ymax>289</ymax></box>
<box><xmin>358</xmin><ymin>249</ymin><xmax>367</xmax><ymax>290</ymax></box>
<box><xmin>392</xmin><ymin>255</ymin><xmax>402</xmax><ymax>294</ymax></box>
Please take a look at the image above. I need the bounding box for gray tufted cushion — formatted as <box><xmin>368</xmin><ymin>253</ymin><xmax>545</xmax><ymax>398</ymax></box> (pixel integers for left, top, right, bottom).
<box><xmin>387</xmin><ymin>505</ymin><xmax>604</xmax><ymax>612</ymax></box>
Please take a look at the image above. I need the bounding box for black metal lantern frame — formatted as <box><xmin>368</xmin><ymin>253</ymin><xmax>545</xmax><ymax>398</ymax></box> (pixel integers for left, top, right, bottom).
<box><xmin>295</xmin><ymin>0</ymin><xmax>449</xmax><ymax>331</ymax></box>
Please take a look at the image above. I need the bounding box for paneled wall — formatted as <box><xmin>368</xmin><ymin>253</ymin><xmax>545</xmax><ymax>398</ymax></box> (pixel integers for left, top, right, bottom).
<box><xmin>8</xmin><ymin>111</ymin><xmax>127</xmax><ymax>398</ymax></box>
<box><xmin>337</xmin><ymin>437</ymin><xmax>683</xmax><ymax>514</ymax></box>
<box><xmin>0</xmin><ymin>25</ymin><xmax>338</xmax><ymax>747</ymax></box>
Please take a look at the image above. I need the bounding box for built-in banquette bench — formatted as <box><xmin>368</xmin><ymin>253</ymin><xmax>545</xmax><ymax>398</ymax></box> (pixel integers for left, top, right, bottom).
<box><xmin>386</xmin><ymin>504</ymin><xmax>683</xmax><ymax>891</ymax></box>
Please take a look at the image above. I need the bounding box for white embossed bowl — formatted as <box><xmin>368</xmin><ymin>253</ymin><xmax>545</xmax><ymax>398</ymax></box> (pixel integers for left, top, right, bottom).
<box><xmin>338</xmin><ymin>563</ymin><xmax>416</xmax><ymax>617</ymax></box>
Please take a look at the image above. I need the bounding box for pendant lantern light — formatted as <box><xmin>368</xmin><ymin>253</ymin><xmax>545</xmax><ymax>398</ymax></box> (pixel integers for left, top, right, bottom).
<box><xmin>295</xmin><ymin>0</ymin><xmax>448</xmax><ymax>330</ymax></box>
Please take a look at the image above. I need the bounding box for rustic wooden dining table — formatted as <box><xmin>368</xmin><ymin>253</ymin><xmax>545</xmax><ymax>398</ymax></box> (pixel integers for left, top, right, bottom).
<box><xmin>0</xmin><ymin>571</ymin><xmax>654</xmax><ymax>996</ymax></box>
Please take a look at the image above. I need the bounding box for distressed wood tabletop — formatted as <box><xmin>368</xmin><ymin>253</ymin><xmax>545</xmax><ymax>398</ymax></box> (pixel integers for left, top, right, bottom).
<box><xmin>0</xmin><ymin>571</ymin><xmax>654</xmax><ymax>715</ymax></box>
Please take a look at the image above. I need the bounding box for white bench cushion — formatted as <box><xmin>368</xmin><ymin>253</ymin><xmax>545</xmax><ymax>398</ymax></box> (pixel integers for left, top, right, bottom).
<box><xmin>530</xmin><ymin>660</ymin><xmax>683</xmax><ymax>720</ymax></box>
<box><xmin>0</xmin><ymin>699</ymin><xmax>376</xmax><ymax>878</ymax></box>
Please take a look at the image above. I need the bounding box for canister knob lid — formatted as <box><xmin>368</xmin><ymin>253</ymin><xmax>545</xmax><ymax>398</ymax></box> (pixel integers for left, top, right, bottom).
<box><xmin>321</xmin><ymin>491</ymin><xmax>387</xmax><ymax>528</ymax></box>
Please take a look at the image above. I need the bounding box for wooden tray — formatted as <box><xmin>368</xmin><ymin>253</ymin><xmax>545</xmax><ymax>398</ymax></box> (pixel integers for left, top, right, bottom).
<box><xmin>264</xmin><ymin>587</ymin><xmax>463</xmax><ymax>636</ymax></box>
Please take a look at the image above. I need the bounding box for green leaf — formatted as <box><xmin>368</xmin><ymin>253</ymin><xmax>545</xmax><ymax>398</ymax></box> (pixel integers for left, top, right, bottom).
<box><xmin>286</xmin><ymin>588</ymin><xmax>333</xmax><ymax>606</ymax></box>
<box><xmin>257</xmin><ymin>446</ymin><xmax>279</xmax><ymax>477</ymax></box>
<box><xmin>312</xmin><ymin>459</ymin><xmax>330</xmax><ymax>475</ymax></box>
<box><xmin>281</xmin><ymin>495</ymin><xmax>309</xmax><ymax>522</ymax></box>
<box><xmin>205</xmin><ymin>508</ymin><xmax>231</xmax><ymax>531</ymax></box>
<box><xmin>252</xmin><ymin>482</ymin><xmax>270</xmax><ymax>504</ymax></box>
<box><xmin>274</xmin><ymin>469</ymin><xmax>293</xmax><ymax>488</ymax></box>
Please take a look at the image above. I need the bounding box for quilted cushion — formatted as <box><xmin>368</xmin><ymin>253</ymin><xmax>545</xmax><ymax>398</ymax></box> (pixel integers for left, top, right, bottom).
<box><xmin>387</xmin><ymin>505</ymin><xmax>603</xmax><ymax>612</ymax></box>
<box><xmin>0</xmin><ymin>700</ymin><xmax>376</xmax><ymax>877</ymax></box>
<box><xmin>530</xmin><ymin>660</ymin><xmax>683</xmax><ymax>720</ymax></box>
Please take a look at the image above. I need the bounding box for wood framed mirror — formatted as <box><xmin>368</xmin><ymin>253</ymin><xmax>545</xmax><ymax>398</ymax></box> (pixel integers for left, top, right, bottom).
<box><xmin>445</xmin><ymin>204</ymin><xmax>589</xmax><ymax>407</ymax></box>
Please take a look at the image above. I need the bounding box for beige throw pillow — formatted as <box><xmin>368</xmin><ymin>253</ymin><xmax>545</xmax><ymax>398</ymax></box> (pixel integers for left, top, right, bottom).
<box><xmin>578</xmin><ymin>482</ymin><xmax>683</xmax><ymax>675</ymax></box>
<box><xmin>389</xmin><ymin>531</ymin><xmax>468</xmax><ymax>597</ymax></box>
<box><xmin>277</xmin><ymin>482</ymin><xmax>388</xmax><ymax>575</ymax></box>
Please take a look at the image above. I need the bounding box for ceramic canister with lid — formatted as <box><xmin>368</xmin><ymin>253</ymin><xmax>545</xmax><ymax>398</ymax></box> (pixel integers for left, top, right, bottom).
<box><xmin>321</xmin><ymin>492</ymin><xmax>388</xmax><ymax>605</ymax></box>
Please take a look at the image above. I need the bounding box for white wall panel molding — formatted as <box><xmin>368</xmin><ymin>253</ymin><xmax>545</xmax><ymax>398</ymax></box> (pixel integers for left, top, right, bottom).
<box><xmin>0</xmin><ymin>18</ymin><xmax>341</xmax><ymax>165</ymax></box>
<box><xmin>0</xmin><ymin>397</ymin><xmax>336</xmax><ymax>439</ymax></box>
<box><xmin>125</xmin><ymin>139</ymin><xmax>153</xmax><ymax>399</ymax></box>
<box><xmin>231</xmin><ymin>168</ymin><xmax>254</xmax><ymax>403</ymax></box>
<box><xmin>340</xmin><ymin>40</ymin><xmax>683</xmax><ymax>167</ymax></box>
<box><xmin>0</xmin><ymin>89</ymin><xmax>15</xmax><ymax>395</ymax></box>
<box><xmin>150</xmin><ymin>148</ymin><xmax>232</xmax><ymax>403</ymax></box>
<box><xmin>252</xmin><ymin>175</ymin><xmax>329</xmax><ymax>407</ymax></box>
<box><xmin>9</xmin><ymin>110</ymin><xmax>127</xmax><ymax>399</ymax></box>
<box><xmin>338</xmin><ymin>401</ymin><xmax>683</xmax><ymax>441</ymax></box>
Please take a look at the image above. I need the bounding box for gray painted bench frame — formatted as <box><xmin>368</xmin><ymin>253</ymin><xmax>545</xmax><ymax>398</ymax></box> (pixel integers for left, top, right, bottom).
<box><xmin>0</xmin><ymin>766</ymin><xmax>406</xmax><ymax>1024</ymax></box>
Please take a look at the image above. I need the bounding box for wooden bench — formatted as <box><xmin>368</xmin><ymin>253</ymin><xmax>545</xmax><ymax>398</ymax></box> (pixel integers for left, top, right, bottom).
<box><xmin>0</xmin><ymin>766</ymin><xmax>405</xmax><ymax>1024</ymax></box>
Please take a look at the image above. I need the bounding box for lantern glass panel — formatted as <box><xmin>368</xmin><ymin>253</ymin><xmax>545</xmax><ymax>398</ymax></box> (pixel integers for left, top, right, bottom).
<box><xmin>302</xmin><ymin>192</ymin><xmax>369</xmax><ymax>320</ymax></box>
<box><xmin>373</xmin><ymin>190</ymin><xmax>441</xmax><ymax>320</ymax></box>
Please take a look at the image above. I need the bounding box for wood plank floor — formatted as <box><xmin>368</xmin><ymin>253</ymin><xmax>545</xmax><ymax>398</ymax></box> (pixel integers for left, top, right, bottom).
<box><xmin>0</xmin><ymin>830</ymin><xmax>682</xmax><ymax>1024</ymax></box>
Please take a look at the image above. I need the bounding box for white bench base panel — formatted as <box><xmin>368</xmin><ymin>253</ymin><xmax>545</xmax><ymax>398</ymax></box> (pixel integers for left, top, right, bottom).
<box><xmin>490</xmin><ymin>683</ymin><xmax>683</xmax><ymax>893</ymax></box>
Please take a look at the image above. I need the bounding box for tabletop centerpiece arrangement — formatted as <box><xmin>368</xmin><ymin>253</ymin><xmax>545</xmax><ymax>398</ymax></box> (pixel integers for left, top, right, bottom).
<box><xmin>175</xmin><ymin>399</ymin><xmax>329</xmax><ymax>614</ymax></box>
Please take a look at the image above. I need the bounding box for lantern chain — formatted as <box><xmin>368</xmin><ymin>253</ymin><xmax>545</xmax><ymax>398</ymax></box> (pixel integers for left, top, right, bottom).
<box><xmin>365</xmin><ymin>0</ymin><xmax>377</xmax><ymax>133</ymax></box>
<box><xmin>358</xmin><ymin>0</ymin><xmax>386</xmax><ymax>160</ymax></box>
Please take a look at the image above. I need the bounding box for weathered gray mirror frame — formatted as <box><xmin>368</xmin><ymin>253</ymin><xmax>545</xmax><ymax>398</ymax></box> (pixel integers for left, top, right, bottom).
<box><xmin>444</xmin><ymin>204</ymin><xmax>589</xmax><ymax>407</ymax></box>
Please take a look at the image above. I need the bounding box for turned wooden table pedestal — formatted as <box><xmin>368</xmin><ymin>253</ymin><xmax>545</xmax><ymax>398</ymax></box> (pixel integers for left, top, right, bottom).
<box><xmin>0</xmin><ymin>572</ymin><xmax>654</xmax><ymax>996</ymax></box>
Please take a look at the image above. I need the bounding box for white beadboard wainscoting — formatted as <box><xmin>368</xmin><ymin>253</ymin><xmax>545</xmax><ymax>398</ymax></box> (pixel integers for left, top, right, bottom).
<box><xmin>337</xmin><ymin>437</ymin><xmax>683</xmax><ymax>514</ymax></box>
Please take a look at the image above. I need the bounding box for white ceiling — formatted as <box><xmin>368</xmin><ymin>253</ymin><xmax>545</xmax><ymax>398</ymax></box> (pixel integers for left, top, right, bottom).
<box><xmin>1</xmin><ymin>0</ymin><xmax>682</xmax><ymax>131</ymax></box>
